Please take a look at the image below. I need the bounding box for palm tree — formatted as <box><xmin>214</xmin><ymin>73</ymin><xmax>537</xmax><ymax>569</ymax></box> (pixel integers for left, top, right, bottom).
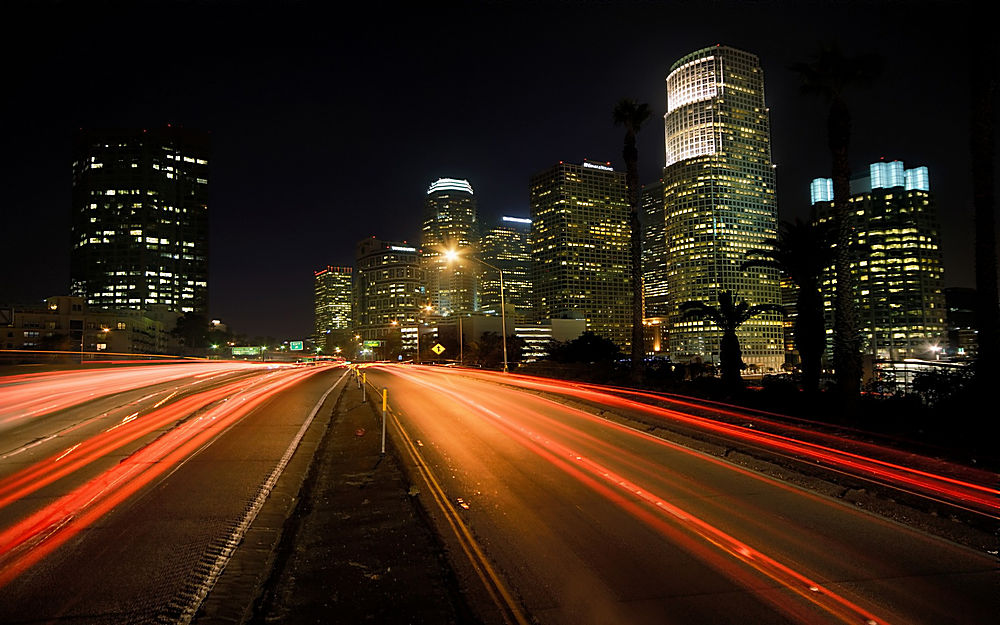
<box><xmin>970</xmin><ymin>45</ymin><xmax>999</xmax><ymax>397</ymax></box>
<box><xmin>743</xmin><ymin>219</ymin><xmax>835</xmax><ymax>394</ymax></box>
<box><xmin>680</xmin><ymin>291</ymin><xmax>785</xmax><ymax>391</ymax></box>
<box><xmin>613</xmin><ymin>98</ymin><xmax>651</xmax><ymax>385</ymax></box>
<box><xmin>791</xmin><ymin>43</ymin><xmax>879</xmax><ymax>398</ymax></box>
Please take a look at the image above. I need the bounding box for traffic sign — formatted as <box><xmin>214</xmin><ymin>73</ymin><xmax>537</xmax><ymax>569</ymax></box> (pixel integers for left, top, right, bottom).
<box><xmin>431</xmin><ymin>343</ymin><xmax>446</xmax><ymax>355</ymax></box>
<box><xmin>290</xmin><ymin>341</ymin><xmax>304</xmax><ymax>351</ymax></box>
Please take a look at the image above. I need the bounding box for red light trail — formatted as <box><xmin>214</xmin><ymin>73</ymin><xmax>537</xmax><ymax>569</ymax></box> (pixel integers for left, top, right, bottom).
<box><xmin>444</xmin><ymin>368</ymin><xmax>1000</xmax><ymax>519</ymax></box>
<box><xmin>0</xmin><ymin>364</ymin><xmax>327</xmax><ymax>587</ymax></box>
<box><xmin>380</xmin><ymin>366</ymin><xmax>895</xmax><ymax>624</ymax></box>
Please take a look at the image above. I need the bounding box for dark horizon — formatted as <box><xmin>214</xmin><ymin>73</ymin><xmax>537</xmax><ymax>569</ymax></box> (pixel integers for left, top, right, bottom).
<box><xmin>2</xmin><ymin>0</ymin><xmax>994</xmax><ymax>340</ymax></box>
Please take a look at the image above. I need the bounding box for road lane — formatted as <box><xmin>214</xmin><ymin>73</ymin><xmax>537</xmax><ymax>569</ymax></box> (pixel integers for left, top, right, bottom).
<box><xmin>449</xmin><ymin>369</ymin><xmax>1000</xmax><ymax>520</ymax></box>
<box><xmin>0</xmin><ymin>363</ymin><xmax>344</xmax><ymax>622</ymax></box>
<box><xmin>369</xmin><ymin>364</ymin><xmax>998</xmax><ymax>625</ymax></box>
<box><xmin>0</xmin><ymin>362</ymin><xmax>265</xmax><ymax>427</ymax></box>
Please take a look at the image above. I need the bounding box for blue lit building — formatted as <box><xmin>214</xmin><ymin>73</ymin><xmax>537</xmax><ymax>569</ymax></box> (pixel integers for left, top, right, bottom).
<box><xmin>811</xmin><ymin>160</ymin><xmax>946</xmax><ymax>360</ymax></box>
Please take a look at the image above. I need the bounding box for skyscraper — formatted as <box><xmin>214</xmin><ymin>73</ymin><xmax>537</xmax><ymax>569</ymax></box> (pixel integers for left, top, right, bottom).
<box><xmin>313</xmin><ymin>265</ymin><xmax>352</xmax><ymax>347</ymax></box>
<box><xmin>530</xmin><ymin>160</ymin><xmax>631</xmax><ymax>349</ymax></box>
<box><xmin>70</xmin><ymin>127</ymin><xmax>209</xmax><ymax>314</ymax></box>
<box><xmin>421</xmin><ymin>178</ymin><xmax>479</xmax><ymax>316</ymax></box>
<box><xmin>811</xmin><ymin>160</ymin><xmax>946</xmax><ymax>360</ymax></box>
<box><xmin>641</xmin><ymin>180</ymin><xmax>668</xmax><ymax>318</ymax></box>
<box><xmin>480</xmin><ymin>216</ymin><xmax>532</xmax><ymax>318</ymax></box>
<box><xmin>661</xmin><ymin>45</ymin><xmax>783</xmax><ymax>371</ymax></box>
<box><xmin>353</xmin><ymin>238</ymin><xmax>425</xmax><ymax>355</ymax></box>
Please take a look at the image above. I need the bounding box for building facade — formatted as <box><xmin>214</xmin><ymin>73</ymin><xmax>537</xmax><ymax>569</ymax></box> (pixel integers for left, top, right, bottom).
<box><xmin>480</xmin><ymin>215</ymin><xmax>533</xmax><ymax>319</ymax></box>
<box><xmin>70</xmin><ymin>127</ymin><xmax>209</xmax><ymax>315</ymax></box>
<box><xmin>530</xmin><ymin>160</ymin><xmax>631</xmax><ymax>350</ymax></box>
<box><xmin>641</xmin><ymin>180</ymin><xmax>668</xmax><ymax>318</ymax></box>
<box><xmin>313</xmin><ymin>265</ymin><xmax>353</xmax><ymax>347</ymax></box>
<box><xmin>2</xmin><ymin>296</ymin><xmax>177</xmax><ymax>354</ymax></box>
<box><xmin>421</xmin><ymin>178</ymin><xmax>479</xmax><ymax>316</ymax></box>
<box><xmin>353</xmin><ymin>238</ymin><xmax>426</xmax><ymax>357</ymax></box>
<box><xmin>811</xmin><ymin>160</ymin><xmax>946</xmax><ymax>360</ymax></box>
<box><xmin>661</xmin><ymin>45</ymin><xmax>783</xmax><ymax>372</ymax></box>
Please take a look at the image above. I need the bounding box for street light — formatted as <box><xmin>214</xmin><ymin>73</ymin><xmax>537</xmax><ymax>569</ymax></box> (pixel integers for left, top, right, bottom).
<box><xmin>444</xmin><ymin>249</ymin><xmax>508</xmax><ymax>373</ymax></box>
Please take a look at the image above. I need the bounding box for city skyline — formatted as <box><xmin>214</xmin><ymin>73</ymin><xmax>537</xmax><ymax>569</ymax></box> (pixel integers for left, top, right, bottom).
<box><xmin>1</xmin><ymin>1</ymin><xmax>991</xmax><ymax>340</ymax></box>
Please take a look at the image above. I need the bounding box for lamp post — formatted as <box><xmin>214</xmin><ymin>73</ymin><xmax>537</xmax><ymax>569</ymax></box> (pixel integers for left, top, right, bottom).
<box><xmin>444</xmin><ymin>250</ymin><xmax>508</xmax><ymax>373</ymax></box>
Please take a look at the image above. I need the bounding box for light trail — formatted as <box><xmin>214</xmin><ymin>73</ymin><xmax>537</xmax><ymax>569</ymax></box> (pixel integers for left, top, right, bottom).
<box><xmin>439</xmin><ymin>368</ymin><xmax>1000</xmax><ymax>518</ymax></box>
<box><xmin>0</xmin><ymin>362</ymin><xmax>273</xmax><ymax>426</ymax></box>
<box><xmin>0</xmin><ymin>366</ymin><xmax>326</xmax><ymax>587</ymax></box>
<box><xmin>380</xmin><ymin>366</ymin><xmax>893</xmax><ymax>624</ymax></box>
<box><xmin>0</xmin><ymin>373</ymin><xmax>286</xmax><ymax>510</ymax></box>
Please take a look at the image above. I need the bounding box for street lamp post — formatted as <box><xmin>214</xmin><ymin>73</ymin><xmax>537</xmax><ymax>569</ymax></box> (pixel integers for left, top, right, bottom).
<box><xmin>445</xmin><ymin>250</ymin><xmax>508</xmax><ymax>373</ymax></box>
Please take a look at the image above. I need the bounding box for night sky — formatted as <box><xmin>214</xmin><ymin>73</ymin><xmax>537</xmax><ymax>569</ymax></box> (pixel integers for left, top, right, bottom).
<box><xmin>2</xmin><ymin>0</ymin><xmax>992</xmax><ymax>340</ymax></box>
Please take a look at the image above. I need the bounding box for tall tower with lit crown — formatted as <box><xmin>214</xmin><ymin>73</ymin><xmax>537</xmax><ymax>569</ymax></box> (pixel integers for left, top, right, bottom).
<box><xmin>421</xmin><ymin>178</ymin><xmax>479</xmax><ymax>316</ymax></box>
<box><xmin>661</xmin><ymin>45</ymin><xmax>783</xmax><ymax>371</ymax></box>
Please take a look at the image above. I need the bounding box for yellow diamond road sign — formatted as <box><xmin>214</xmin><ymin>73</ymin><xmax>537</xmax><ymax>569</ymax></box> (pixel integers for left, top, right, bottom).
<box><xmin>431</xmin><ymin>343</ymin><xmax>446</xmax><ymax>355</ymax></box>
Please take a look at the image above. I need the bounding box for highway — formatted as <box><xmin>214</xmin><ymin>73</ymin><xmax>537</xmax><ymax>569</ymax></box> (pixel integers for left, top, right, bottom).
<box><xmin>366</xmin><ymin>364</ymin><xmax>998</xmax><ymax>625</ymax></box>
<box><xmin>0</xmin><ymin>362</ymin><xmax>344</xmax><ymax>623</ymax></box>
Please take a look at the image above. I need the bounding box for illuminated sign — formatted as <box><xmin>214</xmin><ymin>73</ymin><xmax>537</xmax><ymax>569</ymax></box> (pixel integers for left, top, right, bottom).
<box><xmin>502</xmin><ymin>216</ymin><xmax>531</xmax><ymax>224</ymax></box>
<box><xmin>290</xmin><ymin>341</ymin><xmax>304</xmax><ymax>351</ymax></box>
<box><xmin>582</xmin><ymin>162</ymin><xmax>613</xmax><ymax>172</ymax></box>
<box><xmin>363</xmin><ymin>340</ymin><xmax>383</xmax><ymax>347</ymax></box>
<box><xmin>390</xmin><ymin>245</ymin><xmax>417</xmax><ymax>252</ymax></box>
<box><xmin>232</xmin><ymin>346</ymin><xmax>261</xmax><ymax>356</ymax></box>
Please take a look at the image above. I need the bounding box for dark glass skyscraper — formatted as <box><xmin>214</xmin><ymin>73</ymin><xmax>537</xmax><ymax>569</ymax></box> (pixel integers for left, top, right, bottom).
<box><xmin>70</xmin><ymin>127</ymin><xmax>209</xmax><ymax>314</ymax></box>
<box><xmin>480</xmin><ymin>216</ymin><xmax>532</xmax><ymax>318</ymax></box>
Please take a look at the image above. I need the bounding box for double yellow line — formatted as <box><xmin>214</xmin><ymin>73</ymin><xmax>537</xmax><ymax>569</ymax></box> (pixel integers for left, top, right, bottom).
<box><xmin>387</xmin><ymin>404</ymin><xmax>531</xmax><ymax>625</ymax></box>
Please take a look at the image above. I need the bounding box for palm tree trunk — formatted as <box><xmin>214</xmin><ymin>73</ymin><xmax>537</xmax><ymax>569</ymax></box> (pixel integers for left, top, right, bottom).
<box><xmin>829</xmin><ymin>98</ymin><xmax>861</xmax><ymax>397</ymax></box>
<box><xmin>720</xmin><ymin>329</ymin><xmax>744</xmax><ymax>391</ymax></box>
<box><xmin>796</xmin><ymin>282</ymin><xmax>825</xmax><ymax>394</ymax></box>
<box><xmin>624</xmin><ymin>133</ymin><xmax>644</xmax><ymax>385</ymax></box>
<box><xmin>971</xmin><ymin>50</ymin><xmax>999</xmax><ymax>399</ymax></box>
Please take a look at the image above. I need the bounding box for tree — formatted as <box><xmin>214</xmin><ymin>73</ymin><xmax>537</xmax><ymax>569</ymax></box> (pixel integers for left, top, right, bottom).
<box><xmin>613</xmin><ymin>98</ymin><xmax>652</xmax><ymax>386</ymax></box>
<box><xmin>548</xmin><ymin>331</ymin><xmax>622</xmax><ymax>364</ymax></box>
<box><xmin>467</xmin><ymin>332</ymin><xmax>523</xmax><ymax>369</ymax></box>
<box><xmin>39</xmin><ymin>332</ymin><xmax>74</xmax><ymax>352</ymax></box>
<box><xmin>171</xmin><ymin>313</ymin><xmax>210</xmax><ymax>350</ymax></box>
<box><xmin>680</xmin><ymin>291</ymin><xmax>784</xmax><ymax>391</ymax></box>
<box><xmin>743</xmin><ymin>219</ymin><xmax>835</xmax><ymax>394</ymax></box>
<box><xmin>791</xmin><ymin>43</ymin><xmax>879</xmax><ymax>398</ymax></box>
<box><xmin>970</xmin><ymin>43</ymin><xmax>999</xmax><ymax>400</ymax></box>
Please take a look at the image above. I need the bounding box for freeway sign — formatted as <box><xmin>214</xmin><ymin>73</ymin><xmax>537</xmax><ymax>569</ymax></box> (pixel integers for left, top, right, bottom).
<box><xmin>290</xmin><ymin>341</ymin><xmax>304</xmax><ymax>351</ymax></box>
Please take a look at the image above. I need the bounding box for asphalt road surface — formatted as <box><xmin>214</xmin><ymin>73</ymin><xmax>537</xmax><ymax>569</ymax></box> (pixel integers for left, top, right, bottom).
<box><xmin>0</xmin><ymin>362</ymin><xmax>344</xmax><ymax>623</ymax></box>
<box><xmin>366</xmin><ymin>364</ymin><xmax>998</xmax><ymax>625</ymax></box>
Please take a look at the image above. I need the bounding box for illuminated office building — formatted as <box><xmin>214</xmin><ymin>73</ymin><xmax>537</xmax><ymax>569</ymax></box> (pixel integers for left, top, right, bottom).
<box><xmin>313</xmin><ymin>265</ymin><xmax>352</xmax><ymax>345</ymax></box>
<box><xmin>811</xmin><ymin>160</ymin><xmax>945</xmax><ymax>360</ymax></box>
<box><xmin>421</xmin><ymin>178</ymin><xmax>479</xmax><ymax>315</ymax></box>
<box><xmin>353</xmin><ymin>238</ymin><xmax>425</xmax><ymax>353</ymax></box>
<box><xmin>661</xmin><ymin>45</ymin><xmax>783</xmax><ymax>371</ymax></box>
<box><xmin>480</xmin><ymin>215</ymin><xmax>532</xmax><ymax>319</ymax></box>
<box><xmin>70</xmin><ymin>127</ymin><xmax>209</xmax><ymax>314</ymax></box>
<box><xmin>529</xmin><ymin>159</ymin><xmax>631</xmax><ymax>349</ymax></box>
